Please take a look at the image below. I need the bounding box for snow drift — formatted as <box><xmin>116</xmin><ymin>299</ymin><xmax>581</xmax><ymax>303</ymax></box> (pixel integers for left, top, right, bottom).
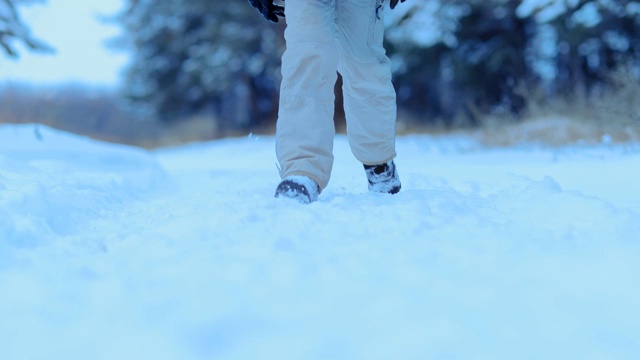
<box><xmin>1</xmin><ymin>124</ymin><xmax>639</xmax><ymax>359</ymax></box>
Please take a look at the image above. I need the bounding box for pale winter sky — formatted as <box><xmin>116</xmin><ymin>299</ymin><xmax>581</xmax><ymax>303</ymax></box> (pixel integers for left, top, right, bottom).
<box><xmin>0</xmin><ymin>0</ymin><xmax>128</xmax><ymax>87</ymax></box>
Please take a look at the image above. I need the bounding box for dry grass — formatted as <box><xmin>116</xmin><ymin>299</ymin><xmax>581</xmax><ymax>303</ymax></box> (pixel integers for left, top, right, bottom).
<box><xmin>456</xmin><ymin>65</ymin><xmax>640</xmax><ymax>147</ymax></box>
<box><xmin>0</xmin><ymin>84</ymin><xmax>233</xmax><ymax>149</ymax></box>
<box><xmin>474</xmin><ymin>116</ymin><xmax>640</xmax><ymax>147</ymax></box>
<box><xmin>2</xmin><ymin>65</ymin><xmax>639</xmax><ymax>149</ymax></box>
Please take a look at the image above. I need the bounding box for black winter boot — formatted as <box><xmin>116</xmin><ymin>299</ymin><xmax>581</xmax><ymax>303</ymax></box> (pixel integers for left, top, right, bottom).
<box><xmin>364</xmin><ymin>160</ymin><xmax>401</xmax><ymax>194</ymax></box>
<box><xmin>274</xmin><ymin>176</ymin><xmax>320</xmax><ymax>204</ymax></box>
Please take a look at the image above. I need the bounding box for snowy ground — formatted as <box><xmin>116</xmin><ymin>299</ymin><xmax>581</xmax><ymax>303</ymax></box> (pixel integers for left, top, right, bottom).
<box><xmin>1</xmin><ymin>123</ymin><xmax>640</xmax><ymax>360</ymax></box>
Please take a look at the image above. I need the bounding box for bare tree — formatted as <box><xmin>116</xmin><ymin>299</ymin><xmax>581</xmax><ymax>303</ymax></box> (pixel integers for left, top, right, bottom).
<box><xmin>0</xmin><ymin>0</ymin><xmax>51</xmax><ymax>58</ymax></box>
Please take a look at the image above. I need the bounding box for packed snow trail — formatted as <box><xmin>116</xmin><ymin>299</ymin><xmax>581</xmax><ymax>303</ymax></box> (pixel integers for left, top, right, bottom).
<box><xmin>1</xmin><ymin>124</ymin><xmax>640</xmax><ymax>359</ymax></box>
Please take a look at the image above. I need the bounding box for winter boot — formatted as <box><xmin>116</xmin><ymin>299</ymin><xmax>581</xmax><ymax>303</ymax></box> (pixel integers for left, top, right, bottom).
<box><xmin>274</xmin><ymin>176</ymin><xmax>320</xmax><ymax>204</ymax></box>
<box><xmin>364</xmin><ymin>160</ymin><xmax>401</xmax><ymax>194</ymax></box>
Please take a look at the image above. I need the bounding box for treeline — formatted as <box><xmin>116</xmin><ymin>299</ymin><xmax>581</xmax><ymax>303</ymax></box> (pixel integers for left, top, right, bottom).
<box><xmin>115</xmin><ymin>0</ymin><xmax>640</xmax><ymax>131</ymax></box>
<box><xmin>0</xmin><ymin>84</ymin><xmax>220</xmax><ymax>148</ymax></box>
<box><xmin>388</xmin><ymin>0</ymin><xmax>640</xmax><ymax>126</ymax></box>
<box><xmin>2</xmin><ymin>0</ymin><xmax>639</xmax><ymax>145</ymax></box>
<box><xmin>116</xmin><ymin>0</ymin><xmax>284</xmax><ymax>132</ymax></box>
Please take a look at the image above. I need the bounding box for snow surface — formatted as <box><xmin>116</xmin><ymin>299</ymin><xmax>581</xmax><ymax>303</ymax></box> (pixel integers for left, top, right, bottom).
<box><xmin>1</xmin><ymin>124</ymin><xmax>640</xmax><ymax>359</ymax></box>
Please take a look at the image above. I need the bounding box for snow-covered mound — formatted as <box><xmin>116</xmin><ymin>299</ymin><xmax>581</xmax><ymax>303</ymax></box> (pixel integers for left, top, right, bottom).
<box><xmin>1</xmin><ymin>124</ymin><xmax>639</xmax><ymax>359</ymax></box>
<box><xmin>0</xmin><ymin>124</ymin><xmax>170</xmax><ymax>249</ymax></box>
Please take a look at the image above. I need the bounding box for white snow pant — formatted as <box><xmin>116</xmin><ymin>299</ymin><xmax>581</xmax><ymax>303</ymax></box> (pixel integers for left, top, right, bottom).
<box><xmin>276</xmin><ymin>0</ymin><xmax>397</xmax><ymax>190</ymax></box>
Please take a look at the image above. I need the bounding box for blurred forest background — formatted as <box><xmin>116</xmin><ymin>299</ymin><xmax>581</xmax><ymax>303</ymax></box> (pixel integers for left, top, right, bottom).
<box><xmin>1</xmin><ymin>0</ymin><xmax>640</xmax><ymax>148</ymax></box>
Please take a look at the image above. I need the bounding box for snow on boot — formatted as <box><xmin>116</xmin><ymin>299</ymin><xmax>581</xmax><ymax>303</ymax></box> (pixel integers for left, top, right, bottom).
<box><xmin>274</xmin><ymin>176</ymin><xmax>320</xmax><ymax>204</ymax></box>
<box><xmin>364</xmin><ymin>160</ymin><xmax>401</xmax><ymax>194</ymax></box>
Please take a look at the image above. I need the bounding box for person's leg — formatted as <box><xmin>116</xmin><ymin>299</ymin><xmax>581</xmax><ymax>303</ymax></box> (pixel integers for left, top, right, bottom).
<box><xmin>336</xmin><ymin>0</ymin><xmax>397</xmax><ymax>166</ymax></box>
<box><xmin>276</xmin><ymin>0</ymin><xmax>338</xmax><ymax>190</ymax></box>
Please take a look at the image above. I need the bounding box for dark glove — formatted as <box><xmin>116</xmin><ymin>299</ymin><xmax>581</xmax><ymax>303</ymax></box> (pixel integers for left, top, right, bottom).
<box><xmin>248</xmin><ymin>0</ymin><xmax>285</xmax><ymax>23</ymax></box>
<box><xmin>389</xmin><ymin>0</ymin><xmax>406</xmax><ymax>10</ymax></box>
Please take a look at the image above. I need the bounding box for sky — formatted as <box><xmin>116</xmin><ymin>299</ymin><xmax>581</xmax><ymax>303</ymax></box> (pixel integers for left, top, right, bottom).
<box><xmin>0</xmin><ymin>0</ymin><xmax>128</xmax><ymax>87</ymax></box>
